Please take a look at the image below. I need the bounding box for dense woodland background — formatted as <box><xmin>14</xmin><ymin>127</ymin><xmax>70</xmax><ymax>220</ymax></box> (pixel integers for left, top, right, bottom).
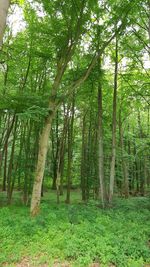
<box><xmin>0</xmin><ymin>0</ymin><xmax>149</xmax><ymax>208</ymax></box>
<box><xmin>0</xmin><ymin>0</ymin><xmax>150</xmax><ymax>266</ymax></box>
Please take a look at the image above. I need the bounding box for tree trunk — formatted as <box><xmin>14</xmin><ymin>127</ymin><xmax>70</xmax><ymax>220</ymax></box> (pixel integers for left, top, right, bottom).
<box><xmin>119</xmin><ymin>113</ymin><xmax>129</xmax><ymax>198</ymax></box>
<box><xmin>2</xmin><ymin>141</ymin><xmax>8</xmax><ymax>191</ymax></box>
<box><xmin>17</xmin><ymin>126</ymin><xmax>25</xmax><ymax>191</ymax></box>
<box><xmin>86</xmin><ymin>110</ymin><xmax>93</xmax><ymax>200</ymax></box>
<box><xmin>0</xmin><ymin>114</ymin><xmax>15</xmax><ymax>170</ymax></box>
<box><xmin>7</xmin><ymin>117</ymin><xmax>18</xmax><ymax>204</ymax></box>
<box><xmin>52</xmin><ymin>111</ymin><xmax>59</xmax><ymax>190</ymax></box>
<box><xmin>138</xmin><ymin>111</ymin><xmax>146</xmax><ymax>196</ymax></box>
<box><xmin>0</xmin><ymin>0</ymin><xmax>10</xmax><ymax>48</ymax></box>
<box><xmin>66</xmin><ymin>95</ymin><xmax>75</xmax><ymax>204</ymax></box>
<box><xmin>81</xmin><ymin>114</ymin><xmax>87</xmax><ymax>201</ymax></box>
<box><xmin>127</xmin><ymin>125</ymin><xmax>132</xmax><ymax>193</ymax></box>
<box><xmin>57</xmin><ymin>105</ymin><xmax>69</xmax><ymax>197</ymax></box>
<box><xmin>109</xmin><ymin>37</ymin><xmax>118</xmax><ymax>204</ymax></box>
<box><xmin>97</xmin><ymin>73</ymin><xmax>106</xmax><ymax>208</ymax></box>
<box><xmin>134</xmin><ymin>141</ymin><xmax>139</xmax><ymax>194</ymax></box>
<box><xmin>23</xmin><ymin>122</ymin><xmax>32</xmax><ymax>205</ymax></box>
<box><xmin>30</xmin><ymin>113</ymin><xmax>54</xmax><ymax>216</ymax></box>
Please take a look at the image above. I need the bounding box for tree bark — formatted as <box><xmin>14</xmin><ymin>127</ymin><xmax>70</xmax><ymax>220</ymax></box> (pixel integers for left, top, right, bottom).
<box><xmin>119</xmin><ymin>113</ymin><xmax>129</xmax><ymax>198</ymax></box>
<box><xmin>0</xmin><ymin>0</ymin><xmax>10</xmax><ymax>48</ymax></box>
<box><xmin>109</xmin><ymin>37</ymin><xmax>118</xmax><ymax>204</ymax></box>
<box><xmin>81</xmin><ymin>113</ymin><xmax>87</xmax><ymax>201</ymax></box>
<box><xmin>52</xmin><ymin>111</ymin><xmax>59</xmax><ymax>190</ymax></box>
<box><xmin>66</xmin><ymin>94</ymin><xmax>75</xmax><ymax>204</ymax></box>
<box><xmin>57</xmin><ymin>104</ymin><xmax>69</xmax><ymax>197</ymax></box>
<box><xmin>30</xmin><ymin>113</ymin><xmax>54</xmax><ymax>215</ymax></box>
<box><xmin>7</xmin><ymin>117</ymin><xmax>18</xmax><ymax>204</ymax></box>
<box><xmin>2</xmin><ymin>141</ymin><xmax>8</xmax><ymax>191</ymax></box>
<box><xmin>0</xmin><ymin>114</ymin><xmax>15</xmax><ymax>170</ymax></box>
<box><xmin>137</xmin><ymin>111</ymin><xmax>146</xmax><ymax>196</ymax></box>
<box><xmin>97</xmin><ymin>70</ymin><xmax>106</xmax><ymax>208</ymax></box>
<box><xmin>23</xmin><ymin>122</ymin><xmax>32</xmax><ymax>205</ymax></box>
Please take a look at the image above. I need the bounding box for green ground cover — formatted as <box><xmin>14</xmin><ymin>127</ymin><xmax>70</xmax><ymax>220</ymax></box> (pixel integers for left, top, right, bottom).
<box><xmin>0</xmin><ymin>192</ymin><xmax>150</xmax><ymax>267</ymax></box>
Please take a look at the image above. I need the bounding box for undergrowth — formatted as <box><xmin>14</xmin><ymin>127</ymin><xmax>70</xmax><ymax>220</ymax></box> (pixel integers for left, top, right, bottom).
<box><xmin>0</xmin><ymin>194</ymin><xmax>150</xmax><ymax>267</ymax></box>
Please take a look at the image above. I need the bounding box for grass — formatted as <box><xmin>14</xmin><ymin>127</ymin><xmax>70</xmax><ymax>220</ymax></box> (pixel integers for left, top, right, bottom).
<box><xmin>0</xmin><ymin>190</ymin><xmax>150</xmax><ymax>267</ymax></box>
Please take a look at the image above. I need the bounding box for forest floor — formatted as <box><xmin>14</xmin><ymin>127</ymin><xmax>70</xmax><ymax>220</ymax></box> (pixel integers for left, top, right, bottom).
<box><xmin>0</xmin><ymin>190</ymin><xmax>150</xmax><ymax>267</ymax></box>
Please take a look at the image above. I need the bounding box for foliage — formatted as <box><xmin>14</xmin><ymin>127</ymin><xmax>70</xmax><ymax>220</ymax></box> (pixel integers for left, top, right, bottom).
<box><xmin>0</xmin><ymin>194</ymin><xmax>150</xmax><ymax>267</ymax></box>
<box><xmin>0</xmin><ymin>1</ymin><xmax>150</xmax><ymax>266</ymax></box>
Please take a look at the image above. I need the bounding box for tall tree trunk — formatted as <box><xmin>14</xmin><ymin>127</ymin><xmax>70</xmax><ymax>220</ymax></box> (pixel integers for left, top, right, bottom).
<box><xmin>23</xmin><ymin>121</ymin><xmax>32</xmax><ymax>205</ymax></box>
<box><xmin>137</xmin><ymin>111</ymin><xmax>146</xmax><ymax>195</ymax></box>
<box><xmin>81</xmin><ymin>113</ymin><xmax>87</xmax><ymax>201</ymax></box>
<box><xmin>30</xmin><ymin>64</ymin><xmax>70</xmax><ymax>215</ymax></box>
<box><xmin>127</xmin><ymin>125</ymin><xmax>132</xmax><ymax>193</ymax></box>
<box><xmin>57</xmin><ymin>105</ymin><xmax>69</xmax><ymax>197</ymax></box>
<box><xmin>109</xmin><ymin>37</ymin><xmax>118</xmax><ymax>204</ymax></box>
<box><xmin>7</xmin><ymin>117</ymin><xmax>18</xmax><ymax>204</ymax></box>
<box><xmin>30</xmin><ymin>113</ymin><xmax>54</xmax><ymax>215</ymax></box>
<box><xmin>17</xmin><ymin>125</ymin><xmax>25</xmax><ymax>191</ymax></box>
<box><xmin>119</xmin><ymin>113</ymin><xmax>129</xmax><ymax>198</ymax></box>
<box><xmin>134</xmin><ymin>141</ymin><xmax>139</xmax><ymax>194</ymax></box>
<box><xmin>97</xmin><ymin>69</ymin><xmax>106</xmax><ymax>208</ymax></box>
<box><xmin>2</xmin><ymin>141</ymin><xmax>8</xmax><ymax>191</ymax></box>
<box><xmin>52</xmin><ymin>111</ymin><xmax>59</xmax><ymax>190</ymax></box>
<box><xmin>86</xmin><ymin>110</ymin><xmax>93</xmax><ymax>200</ymax></box>
<box><xmin>66</xmin><ymin>95</ymin><xmax>75</xmax><ymax>204</ymax></box>
<box><xmin>0</xmin><ymin>0</ymin><xmax>10</xmax><ymax>48</ymax></box>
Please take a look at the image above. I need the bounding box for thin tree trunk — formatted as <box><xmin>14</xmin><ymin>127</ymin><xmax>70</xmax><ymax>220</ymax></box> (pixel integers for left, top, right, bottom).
<box><xmin>109</xmin><ymin>37</ymin><xmax>118</xmax><ymax>204</ymax></box>
<box><xmin>52</xmin><ymin>111</ymin><xmax>59</xmax><ymax>190</ymax></box>
<box><xmin>81</xmin><ymin>113</ymin><xmax>87</xmax><ymax>201</ymax></box>
<box><xmin>127</xmin><ymin>125</ymin><xmax>132</xmax><ymax>193</ymax></box>
<box><xmin>23</xmin><ymin>121</ymin><xmax>32</xmax><ymax>205</ymax></box>
<box><xmin>0</xmin><ymin>114</ymin><xmax>15</xmax><ymax>170</ymax></box>
<box><xmin>134</xmin><ymin>142</ymin><xmax>139</xmax><ymax>194</ymax></box>
<box><xmin>66</xmin><ymin>95</ymin><xmax>75</xmax><ymax>204</ymax></box>
<box><xmin>119</xmin><ymin>113</ymin><xmax>129</xmax><ymax>198</ymax></box>
<box><xmin>51</xmin><ymin>128</ymin><xmax>56</xmax><ymax>189</ymax></box>
<box><xmin>138</xmin><ymin>111</ymin><xmax>146</xmax><ymax>195</ymax></box>
<box><xmin>86</xmin><ymin>110</ymin><xmax>93</xmax><ymax>200</ymax></box>
<box><xmin>57</xmin><ymin>105</ymin><xmax>69</xmax><ymax>197</ymax></box>
<box><xmin>7</xmin><ymin>117</ymin><xmax>18</xmax><ymax>204</ymax></box>
<box><xmin>2</xmin><ymin>141</ymin><xmax>8</xmax><ymax>191</ymax></box>
<box><xmin>97</xmin><ymin>63</ymin><xmax>106</xmax><ymax>208</ymax></box>
<box><xmin>17</xmin><ymin>126</ymin><xmax>25</xmax><ymax>191</ymax></box>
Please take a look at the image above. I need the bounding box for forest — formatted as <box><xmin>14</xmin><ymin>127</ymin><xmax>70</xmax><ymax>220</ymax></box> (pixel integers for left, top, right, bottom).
<box><xmin>0</xmin><ymin>0</ymin><xmax>150</xmax><ymax>266</ymax></box>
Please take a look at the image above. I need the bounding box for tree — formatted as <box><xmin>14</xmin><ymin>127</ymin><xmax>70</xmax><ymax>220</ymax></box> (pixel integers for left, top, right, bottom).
<box><xmin>0</xmin><ymin>0</ymin><xmax>10</xmax><ymax>48</ymax></box>
<box><xmin>109</xmin><ymin>37</ymin><xmax>118</xmax><ymax>204</ymax></box>
<box><xmin>0</xmin><ymin>0</ymin><xmax>149</xmax><ymax>214</ymax></box>
<box><xmin>30</xmin><ymin>0</ymin><xmax>133</xmax><ymax>216</ymax></box>
<box><xmin>97</xmin><ymin>62</ymin><xmax>106</xmax><ymax>207</ymax></box>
